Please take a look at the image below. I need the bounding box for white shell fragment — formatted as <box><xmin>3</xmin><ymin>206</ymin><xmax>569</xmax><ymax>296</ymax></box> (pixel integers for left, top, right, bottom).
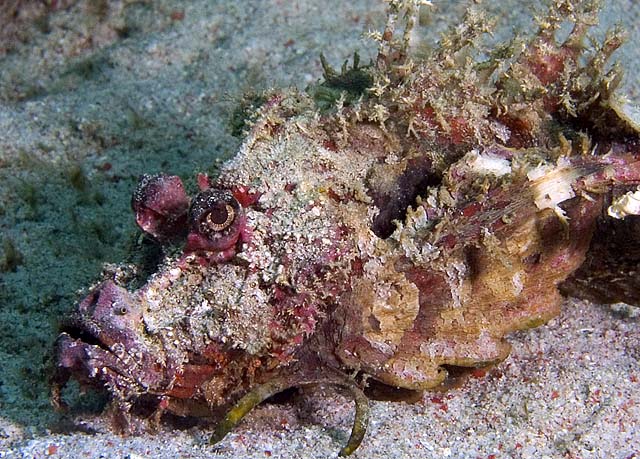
<box><xmin>607</xmin><ymin>188</ymin><xmax>640</xmax><ymax>219</ymax></box>
<box><xmin>527</xmin><ymin>161</ymin><xmax>579</xmax><ymax>215</ymax></box>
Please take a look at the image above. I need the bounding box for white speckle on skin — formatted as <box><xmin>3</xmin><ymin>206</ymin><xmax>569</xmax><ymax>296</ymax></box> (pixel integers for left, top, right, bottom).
<box><xmin>465</xmin><ymin>149</ymin><xmax>512</xmax><ymax>176</ymax></box>
<box><xmin>512</xmin><ymin>271</ymin><xmax>524</xmax><ymax>296</ymax></box>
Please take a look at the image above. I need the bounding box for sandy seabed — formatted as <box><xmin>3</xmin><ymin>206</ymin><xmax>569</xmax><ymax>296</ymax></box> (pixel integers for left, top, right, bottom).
<box><xmin>0</xmin><ymin>1</ymin><xmax>639</xmax><ymax>458</ymax></box>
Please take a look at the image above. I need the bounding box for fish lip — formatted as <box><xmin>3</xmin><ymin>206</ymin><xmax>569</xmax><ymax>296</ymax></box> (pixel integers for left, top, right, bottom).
<box><xmin>52</xmin><ymin>329</ymin><xmax>141</xmax><ymax>402</ymax></box>
<box><xmin>57</xmin><ymin>312</ymin><xmax>158</xmax><ymax>387</ymax></box>
<box><xmin>55</xmin><ymin>318</ymin><xmax>137</xmax><ymax>380</ymax></box>
<box><xmin>57</xmin><ymin>313</ymin><xmax>110</xmax><ymax>351</ymax></box>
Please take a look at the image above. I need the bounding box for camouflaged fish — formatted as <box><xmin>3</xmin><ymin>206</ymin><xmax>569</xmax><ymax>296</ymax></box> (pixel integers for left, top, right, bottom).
<box><xmin>52</xmin><ymin>1</ymin><xmax>640</xmax><ymax>455</ymax></box>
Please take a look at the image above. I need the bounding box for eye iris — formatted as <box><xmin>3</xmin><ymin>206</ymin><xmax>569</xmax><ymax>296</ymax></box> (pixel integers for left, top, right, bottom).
<box><xmin>205</xmin><ymin>204</ymin><xmax>235</xmax><ymax>231</ymax></box>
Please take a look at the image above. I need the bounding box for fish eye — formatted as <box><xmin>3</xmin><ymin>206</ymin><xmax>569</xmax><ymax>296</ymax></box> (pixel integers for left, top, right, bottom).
<box><xmin>189</xmin><ymin>189</ymin><xmax>241</xmax><ymax>238</ymax></box>
<box><xmin>114</xmin><ymin>304</ymin><xmax>128</xmax><ymax>315</ymax></box>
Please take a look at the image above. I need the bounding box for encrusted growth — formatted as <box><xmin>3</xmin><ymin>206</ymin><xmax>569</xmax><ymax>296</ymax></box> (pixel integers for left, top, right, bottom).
<box><xmin>53</xmin><ymin>1</ymin><xmax>640</xmax><ymax>456</ymax></box>
<box><xmin>312</xmin><ymin>52</ymin><xmax>374</xmax><ymax>110</ymax></box>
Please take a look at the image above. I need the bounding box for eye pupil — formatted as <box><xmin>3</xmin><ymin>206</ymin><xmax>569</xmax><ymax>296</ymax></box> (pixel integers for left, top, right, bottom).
<box><xmin>208</xmin><ymin>205</ymin><xmax>229</xmax><ymax>224</ymax></box>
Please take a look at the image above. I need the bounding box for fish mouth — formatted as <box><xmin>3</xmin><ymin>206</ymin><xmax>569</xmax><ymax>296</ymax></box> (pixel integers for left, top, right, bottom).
<box><xmin>51</xmin><ymin>318</ymin><xmax>107</xmax><ymax>408</ymax></box>
<box><xmin>58</xmin><ymin>314</ymin><xmax>111</xmax><ymax>352</ymax></box>
<box><xmin>52</xmin><ymin>314</ymin><xmax>139</xmax><ymax>407</ymax></box>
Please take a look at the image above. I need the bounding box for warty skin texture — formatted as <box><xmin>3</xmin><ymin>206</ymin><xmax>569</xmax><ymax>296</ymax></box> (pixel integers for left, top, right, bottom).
<box><xmin>52</xmin><ymin>0</ymin><xmax>640</xmax><ymax>455</ymax></box>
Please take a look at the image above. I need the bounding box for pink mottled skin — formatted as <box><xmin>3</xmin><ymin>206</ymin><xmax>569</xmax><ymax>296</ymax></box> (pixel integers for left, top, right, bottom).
<box><xmin>131</xmin><ymin>174</ymin><xmax>190</xmax><ymax>242</ymax></box>
<box><xmin>52</xmin><ymin>281</ymin><xmax>172</xmax><ymax>425</ymax></box>
<box><xmin>51</xmin><ymin>2</ymin><xmax>640</xmax><ymax>455</ymax></box>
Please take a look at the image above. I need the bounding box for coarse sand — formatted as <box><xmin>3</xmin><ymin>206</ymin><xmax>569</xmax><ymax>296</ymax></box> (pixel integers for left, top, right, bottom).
<box><xmin>0</xmin><ymin>1</ymin><xmax>638</xmax><ymax>458</ymax></box>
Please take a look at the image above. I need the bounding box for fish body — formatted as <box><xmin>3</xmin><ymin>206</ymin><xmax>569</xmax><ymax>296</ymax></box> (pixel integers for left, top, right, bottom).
<box><xmin>52</xmin><ymin>1</ymin><xmax>640</xmax><ymax>454</ymax></box>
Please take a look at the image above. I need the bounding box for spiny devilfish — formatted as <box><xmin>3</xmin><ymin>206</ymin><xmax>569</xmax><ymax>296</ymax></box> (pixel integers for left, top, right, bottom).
<box><xmin>52</xmin><ymin>0</ymin><xmax>640</xmax><ymax>455</ymax></box>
